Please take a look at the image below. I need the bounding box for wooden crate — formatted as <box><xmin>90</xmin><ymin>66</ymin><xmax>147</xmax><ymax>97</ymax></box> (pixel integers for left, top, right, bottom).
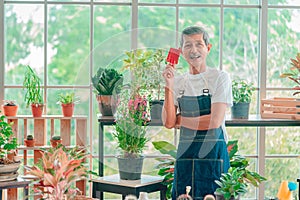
<box><xmin>261</xmin><ymin>97</ymin><xmax>300</xmax><ymax>119</ymax></box>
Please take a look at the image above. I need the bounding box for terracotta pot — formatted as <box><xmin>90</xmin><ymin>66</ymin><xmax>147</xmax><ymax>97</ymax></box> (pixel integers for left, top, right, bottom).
<box><xmin>50</xmin><ymin>139</ymin><xmax>62</xmax><ymax>148</ymax></box>
<box><xmin>24</xmin><ymin>139</ymin><xmax>35</xmax><ymax>147</ymax></box>
<box><xmin>2</xmin><ymin>105</ymin><xmax>18</xmax><ymax>116</ymax></box>
<box><xmin>31</xmin><ymin>104</ymin><xmax>44</xmax><ymax>117</ymax></box>
<box><xmin>61</xmin><ymin>103</ymin><xmax>74</xmax><ymax>117</ymax></box>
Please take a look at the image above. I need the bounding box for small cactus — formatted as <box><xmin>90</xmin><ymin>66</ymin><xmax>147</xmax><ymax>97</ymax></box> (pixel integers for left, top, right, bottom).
<box><xmin>26</xmin><ymin>135</ymin><xmax>34</xmax><ymax>140</ymax></box>
<box><xmin>51</xmin><ymin>135</ymin><xmax>61</xmax><ymax>140</ymax></box>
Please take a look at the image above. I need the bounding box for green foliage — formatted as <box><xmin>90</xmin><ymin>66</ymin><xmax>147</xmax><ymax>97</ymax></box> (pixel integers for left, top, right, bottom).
<box><xmin>215</xmin><ymin>168</ymin><xmax>248</xmax><ymax>200</ymax></box>
<box><xmin>56</xmin><ymin>92</ymin><xmax>80</xmax><ymax>104</ymax></box>
<box><xmin>0</xmin><ymin>114</ymin><xmax>18</xmax><ymax>160</ymax></box>
<box><xmin>92</xmin><ymin>68</ymin><xmax>123</xmax><ymax>95</ymax></box>
<box><xmin>113</xmin><ymin>90</ymin><xmax>149</xmax><ymax>158</ymax></box>
<box><xmin>26</xmin><ymin>135</ymin><xmax>34</xmax><ymax>140</ymax></box>
<box><xmin>226</xmin><ymin>140</ymin><xmax>267</xmax><ymax>188</ymax></box>
<box><xmin>152</xmin><ymin>141</ymin><xmax>176</xmax><ymax>199</ymax></box>
<box><xmin>232</xmin><ymin>79</ymin><xmax>255</xmax><ymax>103</ymax></box>
<box><xmin>51</xmin><ymin>135</ymin><xmax>61</xmax><ymax>140</ymax></box>
<box><xmin>23</xmin><ymin>65</ymin><xmax>43</xmax><ymax>107</ymax></box>
<box><xmin>122</xmin><ymin>48</ymin><xmax>166</xmax><ymax>99</ymax></box>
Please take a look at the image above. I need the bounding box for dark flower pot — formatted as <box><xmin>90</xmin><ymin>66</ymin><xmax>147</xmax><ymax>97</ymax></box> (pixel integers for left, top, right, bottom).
<box><xmin>116</xmin><ymin>155</ymin><xmax>144</xmax><ymax>180</ymax></box>
<box><xmin>231</xmin><ymin>102</ymin><xmax>250</xmax><ymax>119</ymax></box>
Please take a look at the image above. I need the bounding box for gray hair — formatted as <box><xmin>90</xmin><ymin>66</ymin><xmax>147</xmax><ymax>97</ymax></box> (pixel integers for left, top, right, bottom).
<box><xmin>180</xmin><ymin>26</ymin><xmax>210</xmax><ymax>47</ymax></box>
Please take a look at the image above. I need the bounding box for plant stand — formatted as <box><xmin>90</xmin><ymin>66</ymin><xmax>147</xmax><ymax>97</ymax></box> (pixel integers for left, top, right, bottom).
<box><xmin>92</xmin><ymin>174</ymin><xmax>167</xmax><ymax>200</ymax></box>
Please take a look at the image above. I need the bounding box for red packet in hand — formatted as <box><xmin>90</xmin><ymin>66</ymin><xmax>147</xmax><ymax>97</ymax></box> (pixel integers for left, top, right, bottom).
<box><xmin>166</xmin><ymin>48</ymin><xmax>180</xmax><ymax>67</ymax></box>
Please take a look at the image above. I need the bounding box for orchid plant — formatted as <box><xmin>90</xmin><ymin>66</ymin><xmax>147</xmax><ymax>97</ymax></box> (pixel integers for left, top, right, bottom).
<box><xmin>113</xmin><ymin>89</ymin><xmax>150</xmax><ymax>159</ymax></box>
<box><xmin>25</xmin><ymin>146</ymin><xmax>89</xmax><ymax>200</ymax></box>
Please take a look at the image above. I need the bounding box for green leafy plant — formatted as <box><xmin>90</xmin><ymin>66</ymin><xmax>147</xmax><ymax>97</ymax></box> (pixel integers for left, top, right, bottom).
<box><xmin>113</xmin><ymin>90</ymin><xmax>150</xmax><ymax>158</ymax></box>
<box><xmin>280</xmin><ymin>52</ymin><xmax>300</xmax><ymax>95</ymax></box>
<box><xmin>215</xmin><ymin>167</ymin><xmax>248</xmax><ymax>200</ymax></box>
<box><xmin>25</xmin><ymin>146</ymin><xmax>90</xmax><ymax>199</ymax></box>
<box><xmin>152</xmin><ymin>141</ymin><xmax>176</xmax><ymax>199</ymax></box>
<box><xmin>23</xmin><ymin>65</ymin><xmax>43</xmax><ymax>107</ymax></box>
<box><xmin>226</xmin><ymin>140</ymin><xmax>267</xmax><ymax>187</ymax></box>
<box><xmin>232</xmin><ymin>79</ymin><xmax>255</xmax><ymax>103</ymax></box>
<box><xmin>152</xmin><ymin>140</ymin><xmax>266</xmax><ymax>199</ymax></box>
<box><xmin>56</xmin><ymin>92</ymin><xmax>80</xmax><ymax>104</ymax></box>
<box><xmin>0</xmin><ymin>114</ymin><xmax>18</xmax><ymax>164</ymax></box>
<box><xmin>122</xmin><ymin>48</ymin><xmax>166</xmax><ymax>100</ymax></box>
<box><xmin>91</xmin><ymin>68</ymin><xmax>123</xmax><ymax>95</ymax></box>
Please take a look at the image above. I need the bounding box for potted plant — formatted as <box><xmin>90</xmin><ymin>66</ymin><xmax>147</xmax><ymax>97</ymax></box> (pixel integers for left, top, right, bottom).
<box><xmin>56</xmin><ymin>91</ymin><xmax>80</xmax><ymax>117</ymax></box>
<box><xmin>2</xmin><ymin>100</ymin><xmax>18</xmax><ymax>116</ymax></box>
<box><xmin>92</xmin><ymin>67</ymin><xmax>123</xmax><ymax>117</ymax></box>
<box><xmin>23</xmin><ymin>65</ymin><xmax>44</xmax><ymax>117</ymax></box>
<box><xmin>25</xmin><ymin>145</ymin><xmax>90</xmax><ymax>199</ymax></box>
<box><xmin>214</xmin><ymin>167</ymin><xmax>248</xmax><ymax>200</ymax></box>
<box><xmin>231</xmin><ymin>79</ymin><xmax>255</xmax><ymax>119</ymax></box>
<box><xmin>113</xmin><ymin>90</ymin><xmax>150</xmax><ymax>180</ymax></box>
<box><xmin>50</xmin><ymin>135</ymin><xmax>62</xmax><ymax>148</ymax></box>
<box><xmin>214</xmin><ymin>140</ymin><xmax>267</xmax><ymax>200</ymax></box>
<box><xmin>280</xmin><ymin>52</ymin><xmax>300</xmax><ymax>95</ymax></box>
<box><xmin>122</xmin><ymin>48</ymin><xmax>166</xmax><ymax>122</ymax></box>
<box><xmin>0</xmin><ymin>113</ymin><xmax>20</xmax><ymax>181</ymax></box>
<box><xmin>24</xmin><ymin>134</ymin><xmax>35</xmax><ymax>147</ymax></box>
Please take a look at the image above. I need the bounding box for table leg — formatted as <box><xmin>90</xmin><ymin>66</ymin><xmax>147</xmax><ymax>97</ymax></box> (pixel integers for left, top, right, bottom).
<box><xmin>24</xmin><ymin>186</ymin><xmax>28</xmax><ymax>200</ymax></box>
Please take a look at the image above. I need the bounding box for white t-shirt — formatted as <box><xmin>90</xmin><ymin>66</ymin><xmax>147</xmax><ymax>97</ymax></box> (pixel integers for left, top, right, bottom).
<box><xmin>173</xmin><ymin>67</ymin><xmax>232</xmax><ymax>141</ymax></box>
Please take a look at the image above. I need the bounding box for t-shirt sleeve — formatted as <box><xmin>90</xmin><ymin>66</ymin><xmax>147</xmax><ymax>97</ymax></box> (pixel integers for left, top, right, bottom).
<box><xmin>212</xmin><ymin>71</ymin><xmax>233</xmax><ymax>107</ymax></box>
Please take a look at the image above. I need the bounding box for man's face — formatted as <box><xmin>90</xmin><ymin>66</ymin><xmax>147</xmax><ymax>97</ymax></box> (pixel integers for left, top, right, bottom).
<box><xmin>181</xmin><ymin>33</ymin><xmax>211</xmax><ymax>72</ymax></box>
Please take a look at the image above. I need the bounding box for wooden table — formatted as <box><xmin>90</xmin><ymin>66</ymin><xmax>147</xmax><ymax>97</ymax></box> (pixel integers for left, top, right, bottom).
<box><xmin>0</xmin><ymin>177</ymin><xmax>31</xmax><ymax>200</ymax></box>
<box><xmin>92</xmin><ymin>174</ymin><xmax>167</xmax><ymax>200</ymax></box>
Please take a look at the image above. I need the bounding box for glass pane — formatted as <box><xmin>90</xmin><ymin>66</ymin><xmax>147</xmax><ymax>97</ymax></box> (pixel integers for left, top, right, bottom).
<box><xmin>4</xmin><ymin>4</ymin><xmax>44</xmax><ymax>85</ymax></box>
<box><xmin>266</xmin><ymin>127</ymin><xmax>300</xmax><ymax>154</ymax></box>
<box><xmin>47</xmin><ymin>5</ymin><xmax>90</xmax><ymax>86</ymax></box>
<box><xmin>266</xmin><ymin>90</ymin><xmax>296</xmax><ymax>99</ymax></box>
<box><xmin>223</xmin><ymin>8</ymin><xmax>259</xmax><ymax>86</ymax></box>
<box><xmin>265</xmin><ymin>158</ymin><xmax>299</xmax><ymax>198</ymax></box>
<box><xmin>224</xmin><ymin>0</ymin><xmax>259</xmax><ymax>4</ymax></box>
<box><xmin>47</xmin><ymin>88</ymin><xmax>89</xmax><ymax>116</ymax></box>
<box><xmin>179</xmin><ymin>0</ymin><xmax>220</xmax><ymax>3</ymax></box>
<box><xmin>138</xmin><ymin>6</ymin><xmax>176</xmax><ymax>49</ymax></box>
<box><xmin>93</xmin><ymin>5</ymin><xmax>131</xmax><ymax>71</ymax></box>
<box><xmin>267</xmin><ymin>8</ymin><xmax>300</xmax><ymax>88</ymax></box>
<box><xmin>179</xmin><ymin>7</ymin><xmax>220</xmax><ymax>68</ymax></box>
<box><xmin>226</xmin><ymin>127</ymin><xmax>257</xmax><ymax>155</ymax></box>
<box><xmin>268</xmin><ymin>0</ymin><xmax>300</xmax><ymax>6</ymax></box>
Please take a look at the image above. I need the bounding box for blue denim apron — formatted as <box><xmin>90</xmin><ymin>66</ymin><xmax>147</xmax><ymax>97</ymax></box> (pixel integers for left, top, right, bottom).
<box><xmin>172</xmin><ymin>87</ymin><xmax>230</xmax><ymax>200</ymax></box>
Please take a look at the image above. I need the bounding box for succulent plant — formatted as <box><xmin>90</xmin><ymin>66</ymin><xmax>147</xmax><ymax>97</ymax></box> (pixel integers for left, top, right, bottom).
<box><xmin>92</xmin><ymin>68</ymin><xmax>123</xmax><ymax>95</ymax></box>
<box><xmin>26</xmin><ymin>135</ymin><xmax>34</xmax><ymax>140</ymax></box>
<box><xmin>51</xmin><ymin>135</ymin><xmax>61</xmax><ymax>140</ymax></box>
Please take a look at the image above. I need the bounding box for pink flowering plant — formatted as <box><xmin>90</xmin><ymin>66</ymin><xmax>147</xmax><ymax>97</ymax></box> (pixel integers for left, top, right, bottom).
<box><xmin>113</xmin><ymin>90</ymin><xmax>150</xmax><ymax>158</ymax></box>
